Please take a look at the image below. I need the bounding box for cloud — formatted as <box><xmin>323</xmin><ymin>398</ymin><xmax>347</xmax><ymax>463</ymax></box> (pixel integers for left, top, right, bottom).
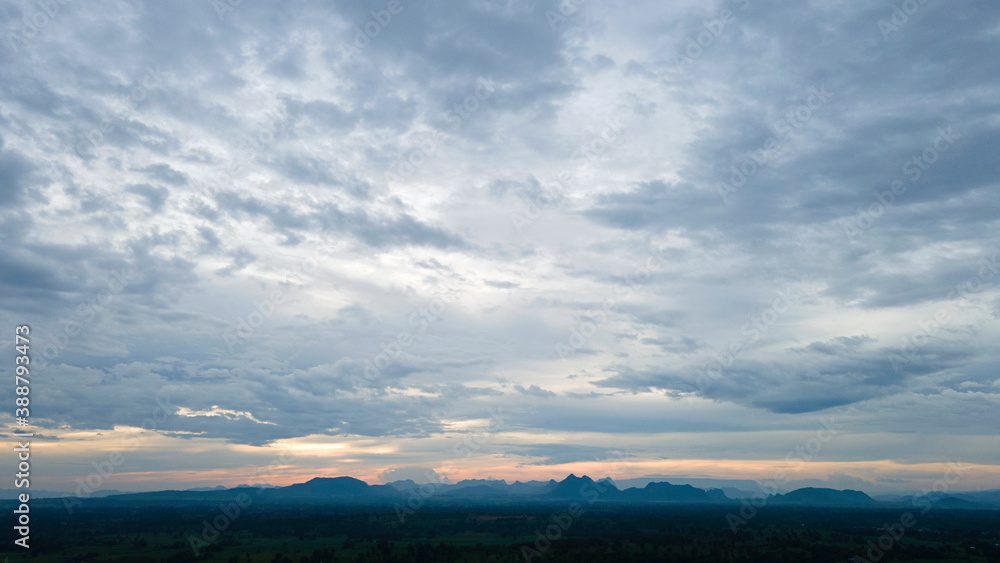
<box><xmin>135</xmin><ymin>163</ymin><xmax>188</xmax><ymax>186</ymax></box>
<box><xmin>514</xmin><ymin>384</ymin><xmax>556</xmax><ymax>398</ymax></box>
<box><xmin>126</xmin><ymin>183</ymin><xmax>169</xmax><ymax>212</ymax></box>
<box><xmin>0</xmin><ymin>0</ymin><xmax>997</xmax><ymax>490</ymax></box>
<box><xmin>213</xmin><ymin>191</ymin><xmax>466</xmax><ymax>249</ymax></box>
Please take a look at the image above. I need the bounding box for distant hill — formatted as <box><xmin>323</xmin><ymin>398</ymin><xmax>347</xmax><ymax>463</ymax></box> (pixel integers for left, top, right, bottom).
<box><xmin>442</xmin><ymin>484</ymin><xmax>511</xmax><ymax>499</ymax></box>
<box><xmin>876</xmin><ymin>490</ymin><xmax>1000</xmax><ymax>508</ymax></box>
<box><xmin>620</xmin><ymin>482</ymin><xmax>710</xmax><ymax>502</ymax></box>
<box><xmin>505</xmin><ymin>480</ymin><xmax>556</xmax><ymax>495</ymax></box>
<box><xmin>278</xmin><ymin>477</ymin><xmax>371</xmax><ymax>498</ymax></box>
<box><xmin>548</xmin><ymin>474</ymin><xmax>621</xmax><ymax>500</ymax></box>
<box><xmin>613</xmin><ymin>477</ymin><xmax>788</xmax><ymax>497</ymax></box>
<box><xmin>452</xmin><ymin>478</ymin><xmax>508</xmax><ymax>490</ymax></box>
<box><xmin>893</xmin><ymin>492</ymin><xmax>998</xmax><ymax>511</ymax></box>
<box><xmin>930</xmin><ymin>496</ymin><xmax>989</xmax><ymax>510</ymax></box>
<box><xmin>952</xmin><ymin>490</ymin><xmax>1000</xmax><ymax>507</ymax></box>
<box><xmin>387</xmin><ymin>479</ymin><xmax>421</xmax><ymax>491</ymax></box>
<box><xmin>0</xmin><ymin>489</ymin><xmax>124</xmax><ymax>499</ymax></box>
<box><xmin>706</xmin><ymin>488</ymin><xmax>729</xmax><ymax>501</ymax></box>
<box><xmin>419</xmin><ymin>475</ymin><xmax>730</xmax><ymax>503</ymax></box>
<box><xmin>770</xmin><ymin>487</ymin><xmax>875</xmax><ymax>506</ymax></box>
<box><xmin>21</xmin><ymin>475</ymin><xmax>1000</xmax><ymax>511</ymax></box>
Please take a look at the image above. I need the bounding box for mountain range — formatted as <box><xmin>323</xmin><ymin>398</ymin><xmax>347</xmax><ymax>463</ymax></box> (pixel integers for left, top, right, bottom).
<box><xmin>6</xmin><ymin>475</ymin><xmax>999</xmax><ymax>510</ymax></box>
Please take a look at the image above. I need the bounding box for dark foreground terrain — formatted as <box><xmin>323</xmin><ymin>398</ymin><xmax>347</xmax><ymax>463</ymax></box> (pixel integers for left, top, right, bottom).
<box><xmin>3</xmin><ymin>499</ymin><xmax>999</xmax><ymax>562</ymax></box>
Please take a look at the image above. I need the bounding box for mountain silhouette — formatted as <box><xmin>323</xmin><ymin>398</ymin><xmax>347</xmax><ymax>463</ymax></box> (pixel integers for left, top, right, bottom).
<box><xmin>770</xmin><ymin>487</ymin><xmax>875</xmax><ymax>506</ymax></box>
<box><xmin>620</xmin><ymin>481</ymin><xmax>710</xmax><ymax>502</ymax></box>
<box><xmin>41</xmin><ymin>475</ymin><xmax>996</xmax><ymax>510</ymax></box>
<box><xmin>442</xmin><ymin>484</ymin><xmax>511</xmax><ymax>498</ymax></box>
<box><xmin>278</xmin><ymin>477</ymin><xmax>371</xmax><ymax>498</ymax></box>
<box><xmin>548</xmin><ymin>474</ymin><xmax>622</xmax><ymax>500</ymax></box>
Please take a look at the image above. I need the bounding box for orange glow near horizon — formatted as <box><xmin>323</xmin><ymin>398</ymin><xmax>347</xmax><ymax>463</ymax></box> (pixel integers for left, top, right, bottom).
<box><xmin>40</xmin><ymin>458</ymin><xmax>1000</xmax><ymax>493</ymax></box>
<box><xmin>25</xmin><ymin>425</ymin><xmax>1000</xmax><ymax>493</ymax></box>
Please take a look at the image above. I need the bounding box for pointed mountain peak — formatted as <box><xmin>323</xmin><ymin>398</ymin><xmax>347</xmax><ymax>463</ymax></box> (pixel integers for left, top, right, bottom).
<box><xmin>559</xmin><ymin>474</ymin><xmax>594</xmax><ymax>483</ymax></box>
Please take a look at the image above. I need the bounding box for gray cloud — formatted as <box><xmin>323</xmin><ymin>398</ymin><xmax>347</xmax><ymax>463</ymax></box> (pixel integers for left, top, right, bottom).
<box><xmin>126</xmin><ymin>183</ymin><xmax>169</xmax><ymax>212</ymax></box>
<box><xmin>0</xmin><ymin>0</ymin><xmax>997</xmax><ymax>491</ymax></box>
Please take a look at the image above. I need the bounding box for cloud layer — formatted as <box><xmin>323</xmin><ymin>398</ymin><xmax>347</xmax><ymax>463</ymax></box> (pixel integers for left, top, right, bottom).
<box><xmin>1</xmin><ymin>0</ymin><xmax>998</xmax><ymax>493</ymax></box>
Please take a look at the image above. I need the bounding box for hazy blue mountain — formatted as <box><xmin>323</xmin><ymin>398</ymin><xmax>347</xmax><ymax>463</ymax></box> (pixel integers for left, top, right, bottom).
<box><xmin>387</xmin><ymin>478</ymin><xmax>554</xmax><ymax>496</ymax></box>
<box><xmin>442</xmin><ymin>484</ymin><xmax>512</xmax><ymax>499</ymax></box>
<box><xmin>386</xmin><ymin>479</ymin><xmax>420</xmax><ymax>491</ymax></box>
<box><xmin>770</xmin><ymin>487</ymin><xmax>875</xmax><ymax>506</ymax></box>
<box><xmin>620</xmin><ymin>482</ymin><xmax>710</xmax><ymax>502</ymax></box>
<box><xmin>505</xmin><ymin>480</ymin><xmax>557</xmax><ymax>495</ymax></box>
<box><xmin>930</xmin><ymin>496</ymin><xmax>990</xmax><ymax>509</ymax></box>
<box><xmin>277</xmin><ymin>476</ymin><xmax>372</xmax><ymax>498</ymax></box>
<box><xmin>952</xmin><ymin>490</ymin><xmax>1000</xmax><ymax>506</ymax></box>
<box><xmin>893</xmin><ymin>492</ymin><xmax>998</xmax><ymax>510</ymax></box>
<box><xmin>706</xmin><ymin>488</ymin><xmax>730</xmax><ymax>501</ymax></box>
<box><xmin>37</xmin><ymin>475</ymin><xmax>1000</xmax><ymax>511</ymax></box>
<box><xmin>451</xmin><ymin>478</ymin><xmax>509</xmax><ymax>490</ymax></box>
<box><xmin>549</xmin><ymin>474</ymin><xmax>622</xmax><ymax>500</ymax></box>
<box><xmin>0</xmin><ymin>489</ymin><xmax>125</xmax><ymax>499</ymax></box>
<box><xmin>613</xmin><ymin>477</ymin><xmax>788</xmax><ymax>497</ymax></box>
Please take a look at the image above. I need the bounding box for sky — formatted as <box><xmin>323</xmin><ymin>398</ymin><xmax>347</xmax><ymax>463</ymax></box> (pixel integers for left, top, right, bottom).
<box><xmin>1</xmin><ymin>0</ymin><xmax>998</xmax><ymax>496</ymax></box>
